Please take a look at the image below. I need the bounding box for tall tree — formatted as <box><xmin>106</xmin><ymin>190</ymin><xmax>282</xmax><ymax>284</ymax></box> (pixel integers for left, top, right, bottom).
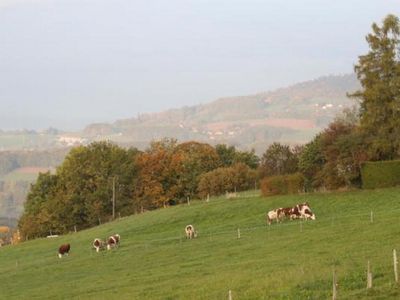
<box><xmin>259</xmin><ymin>142</ymin><xmax>299</xmax><ymax>178</ymax></box>
<box><xmin>351</xmin><ymin>14</ymin><xmax>400</xmax><ymax>160</ymax></box>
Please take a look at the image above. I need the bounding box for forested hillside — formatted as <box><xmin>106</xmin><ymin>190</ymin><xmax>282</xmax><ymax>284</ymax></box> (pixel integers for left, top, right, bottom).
<box><xmin>0</xmin><ymin>149</ymin><xmax>68</xmax><ymax>226</ymax></box>
<box><xmin>83</xmin><ymin>74</ymin><xmax>359</xmax><ymax>153</ymax></box>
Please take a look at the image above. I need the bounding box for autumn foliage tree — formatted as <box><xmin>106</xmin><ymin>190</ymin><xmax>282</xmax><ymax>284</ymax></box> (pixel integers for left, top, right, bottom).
<box><xmin>198</xmin><ymin>163</ymin><xmax>257</xmax><ymax>198</ymax></box>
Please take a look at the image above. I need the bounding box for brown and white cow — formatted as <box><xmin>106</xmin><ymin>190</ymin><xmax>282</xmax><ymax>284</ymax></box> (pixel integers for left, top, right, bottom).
<box><xmin>93</xmin><ymin>238</ymin><xmax>106</xmax><ymax>252</ymax></box>
<box><xmin>58</xmin><ymin>243</ymin><xmax>70</xmax><ymax>258</ymax></box>
<box><xmin>185</xmin><ymin>225</ymin><xmax>197</xmax><ymax>239</ymax></box>
<box><xmin>107</xmin><ymin>234</ymin><xmax>120</xmax><ymax>250</ymax></box>
<box><xmin>266</xmin><ymin>209</ymin><xmax>281</xmax><ymax>225</ymax></box>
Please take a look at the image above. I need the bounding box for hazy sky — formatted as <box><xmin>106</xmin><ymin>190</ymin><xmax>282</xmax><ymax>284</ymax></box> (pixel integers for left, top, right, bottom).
<box><xmin>0</xmin><ymin>0</ymin><xmax>399</xmax><ymax>130</ymax></box>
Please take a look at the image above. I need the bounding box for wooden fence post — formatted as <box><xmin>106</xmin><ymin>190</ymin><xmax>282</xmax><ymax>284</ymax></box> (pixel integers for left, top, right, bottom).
<box><xmin>370</xmin><ymin>211</ymin><xmax>373</xmax><ymax>223</ymax></box>
<box><xmin>74</xmin><ymin>225</ymin><xmax>77</xmax><ymax>233</ymax></box>
<box><xmin>206</xmin><ymin>194</ymin><xmax>210</xmax><ymax>202</ymax></box>
<box><xmin>228</xmin><ymin>290</ymin><xmax>232</xmax><ymax>300</ymax></box>
<box><xmin>332</xmin><ymin>268</ymin><xmax>338</xmax><ymax>300</ymax></box>
<box><xmin>237</xmin><ymin>228</ymin><xmax>241</xmax><ymax>239</ymax></box>
<box><xmin>187</xmin><ymin>197</ymin><xmax>190</xmax><ymax>206</ymax></box>
<box><xmin>394</xmin><ymin>249</ymin><xmax>398</xmax><ymax>283</ymax></box>
<box><xmin>367</xmin><ymin>260</ymin><xmax>372</xmax><ymax>289</ymax></box>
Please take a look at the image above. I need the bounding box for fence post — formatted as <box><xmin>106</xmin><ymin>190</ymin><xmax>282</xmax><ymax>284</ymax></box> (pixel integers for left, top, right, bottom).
<box><xmin>187</xmin><ymin>196</ymin><xmax>190</xmax><ymax>206</ymax></box>
<box><xmin>206</xmin><ymin>194</ymin><xmax>210</xmax><ymax>202</ymax></box>
<box><xmin>367</xmin><ymin>260</ymin><xmax>372</xmax><ymax>289</ymax></box>
<box><xmin>228</xmin><ymin>290</ymin><xmax>232</xmax><ymax>300</ymax></box>
<box><xmin>394</xmin><ymin>249</ymin><xmax>398</xmax><ymax>283</ymax></box>
<box><xmin>332</xmin><ymin>268</ymin><xmax>338</xmax><ymax>300</ymax></box>
<box><xmin>370</xmin><ymin>211</ymin><xmax>373</xmax><ymax>223</ymax></box>
<box><xmin>74</xmin><ymin>225</ymin><xmax>77</xmax><ymax>233</ymax></box>
<box><xmin>237</xmin><ymin>228</ymin><xmax>241</xmax><ymax>239</ymax></box>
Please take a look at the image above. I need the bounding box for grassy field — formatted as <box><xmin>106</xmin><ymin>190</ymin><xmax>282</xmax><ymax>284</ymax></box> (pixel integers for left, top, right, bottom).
<box><xmin>1</xmin><ymin>188</ymin><xmax>400</xmax><ymax>299</ymax></box>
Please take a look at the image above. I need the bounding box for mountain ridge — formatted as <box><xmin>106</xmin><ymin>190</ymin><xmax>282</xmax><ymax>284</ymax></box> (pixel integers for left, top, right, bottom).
<box><xmin>82</xmin><ymin>73</ymin><xmax>360</xmax><ymax>153</ymax></box>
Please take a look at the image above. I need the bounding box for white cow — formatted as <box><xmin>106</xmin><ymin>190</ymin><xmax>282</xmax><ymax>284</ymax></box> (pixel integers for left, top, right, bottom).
<box><xmin>185</xmin><ymin>225</ymin><xmax>197</xmax><ymax>239</ymax></box>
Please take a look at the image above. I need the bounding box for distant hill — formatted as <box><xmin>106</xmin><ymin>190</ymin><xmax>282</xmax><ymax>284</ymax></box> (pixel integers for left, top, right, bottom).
<box><xmin>82</xmin><ymin>74</ymin><xmax>360</xmax><ymax>154</ymax></box>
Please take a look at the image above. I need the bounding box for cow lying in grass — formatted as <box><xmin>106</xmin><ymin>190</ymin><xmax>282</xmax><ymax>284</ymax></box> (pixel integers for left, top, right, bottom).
<box><xmin>185</xmin><ymin>225</ymin><xmax>197</xmax><ymax>239</ymax></box>
<box><xmin>58</xmin><ymin>243</ymin><xmax>70</xmax><ymax>258</ymax></box>
<box><xmin>93</xmin><ymin>238</ymin><xmax>106</xmax><ymax>252</ymax></box>
<box><xmin>267</xmin><ymin>202</ymin><xmax>316</xmax><ymax>225</ymax></box>
<box><xmin>107</xmin><ymin>234</ymin><xmax>120</xmax><ymax>250</ymax></box>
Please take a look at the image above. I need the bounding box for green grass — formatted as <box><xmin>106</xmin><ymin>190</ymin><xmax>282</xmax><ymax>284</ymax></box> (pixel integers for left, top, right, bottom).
<box><xmin>1</xmin><ymin>188</ymin><xmax>400</xmax><ymax>299</ymax></box>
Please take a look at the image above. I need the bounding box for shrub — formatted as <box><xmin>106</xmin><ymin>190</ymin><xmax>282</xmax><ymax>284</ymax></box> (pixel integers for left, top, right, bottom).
<box><xmin>198</xmin><ymin>163</ymin><xmax>256</xmax><ymax>198</ymax></box>
<box><xmin>260</xmin><ymin>173</ymin><xmax>305</xmax><ymax>197</ymax></box>
<box><xmin>361</xmin><ymin>160</ymin><xmax>400</xmax><ymax>189</ymax></box>
<box><xmin>286</xmin><ymin>173</ymin><xmax>305</xmax><ymax>194</ymax></box>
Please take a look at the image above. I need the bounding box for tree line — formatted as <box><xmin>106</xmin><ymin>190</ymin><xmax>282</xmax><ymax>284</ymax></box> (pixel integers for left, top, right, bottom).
<box><xmin>18</xmin><ymin>140</ymin><xmax>263</xmax><ymax>238</ymax></box>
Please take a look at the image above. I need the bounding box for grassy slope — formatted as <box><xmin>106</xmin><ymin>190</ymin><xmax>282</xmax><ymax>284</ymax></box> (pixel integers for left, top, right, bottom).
<box><xmin>1</xmin><ymin>188</ymin><xmax>400</xmax><ymax>299</ymax></box>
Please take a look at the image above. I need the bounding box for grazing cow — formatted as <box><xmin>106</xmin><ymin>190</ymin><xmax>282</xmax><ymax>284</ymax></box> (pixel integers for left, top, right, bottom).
<box><xmin>58</xmin><ymin>243</ymin><xmax>70</xmax><ymax>258</ymax></box>
<box><xmin>185</xmin><ymin>225</ymin><xmax>197</xmax><ymax>239</ymax></box>
<box><xmin>266</xmin><ymin>209</ymin><xmax>281</xmax><ymax>225</ymax></box>
<box><xmin>93</xmin><ymin>238</ymin><xmax>106</xmax><ymax>252</ymax></box>
<box><xmin>107</xmin><ymin>234</ymin><xmax>120</xmax><ymax>250</ymax></box>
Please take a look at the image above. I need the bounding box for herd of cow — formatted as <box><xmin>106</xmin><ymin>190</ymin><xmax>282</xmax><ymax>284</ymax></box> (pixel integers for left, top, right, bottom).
<box><xmin>57</xmin><ymin>203</ymin><xmax>315</xmax><ymax>258</ymax></box>
<box><xmin>266</xmin><ymin>202</ymin><xmax>316</xmax><ymax>225</ymax></box>
<box><xmin>57</xmin><ymin>234</ymin><xmax>121</xmax><ymax>258</ymax></box>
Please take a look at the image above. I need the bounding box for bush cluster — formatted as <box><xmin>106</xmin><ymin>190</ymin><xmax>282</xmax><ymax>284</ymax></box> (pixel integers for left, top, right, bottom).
<box><xmin>361</xmin><ymin>160</ymin><xmax>400</xmax><ymax>189</ymax></box>
<box><xmin>260</xmin><ymin>173</ymin><xmax>304</xmax><ymax>196</ymax></box>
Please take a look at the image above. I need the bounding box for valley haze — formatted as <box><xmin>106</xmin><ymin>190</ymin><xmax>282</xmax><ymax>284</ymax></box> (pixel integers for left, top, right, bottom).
<box><xmin>0</xmin><ymin>0</ymin><xmax>399</xmax><ymax>130</ymax></box>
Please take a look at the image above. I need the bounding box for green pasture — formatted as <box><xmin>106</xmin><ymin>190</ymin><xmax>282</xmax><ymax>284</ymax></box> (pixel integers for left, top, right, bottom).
<box><xmin>1</xmin><ymin>188</ymin><xmax>400</xmax><ymax>299</ymax></box>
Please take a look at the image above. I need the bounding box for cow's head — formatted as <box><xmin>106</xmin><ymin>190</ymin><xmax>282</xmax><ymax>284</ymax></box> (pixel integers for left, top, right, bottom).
<box><xmin>308</xmin><ymin>213</ymin><xmax>316</xmax><ymax>220</ymax></box>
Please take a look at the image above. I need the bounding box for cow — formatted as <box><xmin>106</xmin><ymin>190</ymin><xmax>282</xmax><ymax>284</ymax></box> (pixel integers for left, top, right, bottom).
<box><xmin>266</xmin><ymin>209</ymin><xmax>281</xmax><ymax>225</ymax></box>
<box><xmin>58</xmin><ymin>243</ymin><xmax>70</xmax><ymax>258</ymax></box>
<box><xmin>277</xmin><ymin>207</ymin><xmax>294</xmax><ymax>220</ymax></box>
<box><xmin>107</xmin><ymin>234</ymin><xmax>120</xmax><ymax>250</ymax></box>
<box><xmin>291</xmin><ymin>203</ymin><xmax>316</xmax><ymax>220</ymax></box>
<box><xmin>185</xmin><ymin>225</ymin><xmax>197</xmax><ymax>239</ymax></box>
<box><xmin>93</xmin><ymin>238</ymin><xmax>106</xmax><ymax>252</ymax></box>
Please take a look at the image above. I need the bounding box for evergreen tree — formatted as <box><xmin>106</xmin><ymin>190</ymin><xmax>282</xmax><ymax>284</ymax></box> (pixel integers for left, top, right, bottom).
<box><xmin>351</xmin><ymin>14</ymin><xmax>400</xmax><ymax>160</ymax></box>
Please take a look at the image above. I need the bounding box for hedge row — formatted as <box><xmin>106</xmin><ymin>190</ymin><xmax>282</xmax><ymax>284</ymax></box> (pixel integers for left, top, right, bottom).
<box><xmin>361</xmin><ymin>160</ymin><xmax>400</xmax><ymax>189</ymax></box>
<box><xmin>260</xmin><ymin>173</ymin><xmax>305</xmax><ymax>197</ymax></box>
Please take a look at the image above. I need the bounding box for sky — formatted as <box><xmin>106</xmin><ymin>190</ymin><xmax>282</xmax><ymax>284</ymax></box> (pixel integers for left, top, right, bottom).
<box><xmin>0</xmin><ymin>0</ymin><xmax>399</xmax><ymax>130</ymax></box>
